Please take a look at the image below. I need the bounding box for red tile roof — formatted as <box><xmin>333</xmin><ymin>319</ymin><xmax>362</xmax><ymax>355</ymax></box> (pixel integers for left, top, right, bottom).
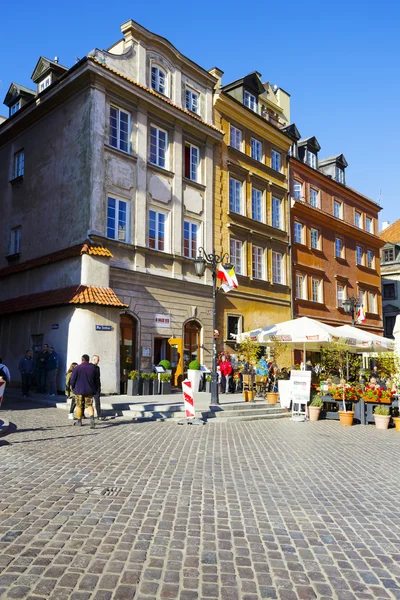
<box><xmin>379</xmin><ymin>219</ymin><xmax>400</xmax><ymax>243</ymax></box>
<box><xmin>0</xmin><ymin>285</ymin><xmax>127</xmax><ymax>316</ymax></box>
<box><xmin>0</xmin><ymin>243</ymin><xmax>113</xmax><ymax>278</ymax></box>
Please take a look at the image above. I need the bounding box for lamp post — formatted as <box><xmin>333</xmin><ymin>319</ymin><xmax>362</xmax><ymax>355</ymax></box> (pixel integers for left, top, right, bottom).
<box><xmin>194</xmin><ymin>247</ymin><xmax>230</xmax><ymax>405</ymax></box>
<box><xmin>342</xmin><ymin>296</ymin><xmax>360</xmax><ymax>326</ymax></box>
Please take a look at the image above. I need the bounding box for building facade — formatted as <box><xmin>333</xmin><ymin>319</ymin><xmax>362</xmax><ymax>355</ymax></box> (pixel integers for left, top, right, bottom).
<box><xmin>0</xmin><ymin>20</ymin><xmax>222</xmax><ymax>392</ymax></box>
<box><xmin>212</xmin><ymin>71</ymin><xmax>293</xmax><ymax>353</ymax></box>
<box><xmin>379</xmin><ymin>220</ymin><xmax>400</xmax><ymax>338</ymax></box>
<box><xmin>288</xmin><ymin>132</ymin><xmax>384</xmax><ymax>340</ymax></box>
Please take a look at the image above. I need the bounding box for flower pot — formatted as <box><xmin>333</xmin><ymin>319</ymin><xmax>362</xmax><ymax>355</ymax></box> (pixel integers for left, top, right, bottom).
<box><xmin>160</xmin><ymin>381</ymin><xmax>171</xmax><ymax>395</ymax></box>
<box><xmin>205</xmin><ymin>381</ymin><xmax>211</xmax><ymax>393</ymax></box>
<box><xmin>266</xmin><ymin>392</ymin><xmax>278</xmax><ymax>405</ymax></box>
<box><xmin>308</xmin><ymin>406</ymin><xmax>321</xmax><ymax>422</ymax></box>
<box><xmin>141</xmin><ymin>380</ymin><xmax>150</xmax><ymax>396</ymax></box>
<box><xmin>393</xmin><ymin>417</ymin><xmax>400</xmax><ymax>431</ymax></box>
<box><xmin>243</xmin><ymin>391</ymin><xmax>250</xmax><ymax>402</ymax></box>
<box><xmin>374</xmin><ymin>414</ymin><xmax>390</xmax><ymax>430</ymax></box>
<box><xmin>338</xmin><ymin>410</ymin><xmax>354</xmax><ymax>426</ymax></box>
<box><xmin>187</xmin><ymin>370</ymin><xmax>202</xmax><ymax>393</ymax></box>
<box><xmin>152</xmin><ymin>380</ymin><xmax>159</xmax><ymax>395</ymax></box>
<box><xmin>126</xmin><ymin>379</ymin><xmax>139</xmax><ymax>396</ymax></box>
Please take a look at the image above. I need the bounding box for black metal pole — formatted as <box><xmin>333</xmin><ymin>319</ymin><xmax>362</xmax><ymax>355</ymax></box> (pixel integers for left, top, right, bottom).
<box><xmin>210</xmin><ymin>265</ymin><xmax>219</xmax><ymax>405</ymax></box>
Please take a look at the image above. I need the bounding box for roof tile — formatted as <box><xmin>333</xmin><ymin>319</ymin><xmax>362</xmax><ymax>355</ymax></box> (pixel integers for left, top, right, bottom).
<box><xmin>379</xmin><ymin>219</ymin><xmax>400</xmax><ymax>243</ymax></box>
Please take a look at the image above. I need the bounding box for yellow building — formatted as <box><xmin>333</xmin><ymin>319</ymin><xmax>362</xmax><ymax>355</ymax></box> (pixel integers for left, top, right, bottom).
<box><xmin>211</xmin><ymin>70</ymin><xmax>293</xmax><ymax>351</ymax></box>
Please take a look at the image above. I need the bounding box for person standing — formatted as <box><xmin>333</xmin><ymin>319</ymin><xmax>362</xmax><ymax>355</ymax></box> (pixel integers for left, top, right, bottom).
<box><xmin>70</xmin><ymin>354</ymin><xmax>99</xmax><ymax>428</ymax></box>
<box><xmin>66</xmin><ymin>362</ymin><xmax>78</xmax><ymax>420</ymax></box>
<box><xmin>46</xmin><ymin>346</ymin><xmax>59</xmax><ymax>396</ymax></box>
<box><xmin>91</xmin><ymin>355</ymin><xmax>104</xmax><ymax>420</ymax></box>
<box><xmin>19</xmin><ymin>350</ymin><xmax>35</xmax><ymax>398</ymax></box>
<box><xmin>35</xmin><ymin>344</ymin><xmax>48</xmax><ymax>393</ymax></box>
<box><xmin>219</xmin><ymin>355</ymin><xmax>233</xmax><ymax>394</ymax></box>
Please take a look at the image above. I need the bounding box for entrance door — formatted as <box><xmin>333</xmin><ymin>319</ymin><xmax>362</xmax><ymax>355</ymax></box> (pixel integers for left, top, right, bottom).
<box><xmin>120</xmin><ymin>314</ymin><xmax>137</xmax><ymax>394</ymax></box>
<box><xmin>184</xmin><ymin>320</ymin><xmax>201</xmax><ymax>370</ymax></box>
<box><xmin>167</xmin><ymin>338</ymin><xmax>184</xmax><ymax>387</ymax></box>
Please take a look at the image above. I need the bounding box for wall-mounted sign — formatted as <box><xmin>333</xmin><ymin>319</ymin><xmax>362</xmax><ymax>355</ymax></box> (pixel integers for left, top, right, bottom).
<box><xmin>154</xmin><ymin>314</ymin><xmax>171</xmax><ymax>328</ymax></box>
<box><xmin>52</xmin><ymin>324</ymin><xmax>59</xmax><ymax>330</ymax></box>
<box><xmin>96</xmin><ymin>325</ymin><xmax>113</xmax><ymax>331</ymax></box>
<box><xmin>142</xmin><ymin>347</ymin><xmax>151</xmax><ymax>357</ymax></box>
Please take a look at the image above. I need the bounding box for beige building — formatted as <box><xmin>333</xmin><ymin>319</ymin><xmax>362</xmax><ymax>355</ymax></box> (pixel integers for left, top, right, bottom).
<box><xmin>0</xmin><ymin>20</ymin><xmax>222</xmax><ymax>392</ymax></box>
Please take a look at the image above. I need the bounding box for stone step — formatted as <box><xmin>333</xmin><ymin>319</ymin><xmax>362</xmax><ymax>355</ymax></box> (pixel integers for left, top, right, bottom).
<box><xmin>207</xmin><ymin>412</ymin><xmax>291</xmax><ymax>423</ymax></box>
<box><xmin>207</xmin><ymin>406</ymin><xmax>286</xmax><ymax>419</ymax></box>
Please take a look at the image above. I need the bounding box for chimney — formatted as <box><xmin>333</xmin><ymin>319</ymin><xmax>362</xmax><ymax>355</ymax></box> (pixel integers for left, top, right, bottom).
<box><xmin>54</xmin><ymin>56</ymin><xmax>59</xmax><ymax>63</ymax></box>
<box><xmin>209</xmin><ymin>67</ymin><xmax>223</xmax><ymax>89</ymax></box>
<box><xmin>381</xmin><ymin>221</ymin><xmax>390</xmax><ymax>231</ymax></box>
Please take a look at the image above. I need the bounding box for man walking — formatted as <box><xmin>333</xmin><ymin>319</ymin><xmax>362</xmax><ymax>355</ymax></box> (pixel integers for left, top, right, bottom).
<box><xmin>35</xmin><ymin>344</ymin><xmax>48</xmax><ymax>393</ymax></box>
<box><xmin>19</xmin><ymin>350</ymin><xmax>35</xmax><ymax>397</ymax></box>
<box><xmin>70</xmin><ymin>354</ymin><xmax>99</xmax><ymax>428</ymax></box>
<box><xmin>92</xmin><ymin>355</ymin><xmax>104</xmax><ymax>420</ymax></box>
<box><xmin>46</xmin><ymin>346</ymin><xmax>59</xmax><ymax>396</ymax></box>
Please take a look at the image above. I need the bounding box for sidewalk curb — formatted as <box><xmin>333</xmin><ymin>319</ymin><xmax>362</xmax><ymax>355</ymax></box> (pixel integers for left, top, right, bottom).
<box><xmin>0</xmin><ymin>418</ymin><xmax>11</xmax><ymax>437</ymax></box>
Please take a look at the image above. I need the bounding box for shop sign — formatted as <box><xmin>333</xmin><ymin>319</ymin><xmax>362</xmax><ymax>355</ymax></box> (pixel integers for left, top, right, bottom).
<box><xmin>96</xmin><ymin>325</ymin><xmax>113</xmax><ymax>331</ymax></box>
<box><xmin>142</xmin><ymin>347</ymin><xmax>151</xmax><ymax>357</ymax></box>
<box><xmin>154</xmin><ymin>314</ymin><xmax>171</xmax><ymax>328</ymax></box>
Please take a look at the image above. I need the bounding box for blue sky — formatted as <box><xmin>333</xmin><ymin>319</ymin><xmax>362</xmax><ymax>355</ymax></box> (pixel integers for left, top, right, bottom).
<box><xmin>1</xmin><ymin>0</ymin><xmax>398</xmax><ymax>226</ymax></box>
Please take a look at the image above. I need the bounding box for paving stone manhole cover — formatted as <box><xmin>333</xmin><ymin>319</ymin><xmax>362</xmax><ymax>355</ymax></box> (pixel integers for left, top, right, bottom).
<box><xmin>74</xmin><ymin>485</ymin><xmax>123</xmax><ymax>497</ymax></box>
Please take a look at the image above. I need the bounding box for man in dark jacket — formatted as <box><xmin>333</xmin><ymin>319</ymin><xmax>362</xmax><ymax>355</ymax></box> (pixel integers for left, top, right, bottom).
<box><xmin>19</xmin><ymin>350</ymin><xmax>35</xmax><ymax>397</ymax></box>
<box><xmin>46</xmin><ymin>346</ymin><xmax>59</xmax><ymax>396</ymax></box>
<box><xmin>70</xmin><ymin>354</ymin><xmax>99</xmax><ymax>428</ymax></box>
<box><xmin>35</xmin><ymin>344</ymin><xmax>49</xmax><ymax>393</ymax></box>
<box><xmin>91</xmin><ymin>355</ymin><xmax>104</xmax><ymax>420</ymax></box>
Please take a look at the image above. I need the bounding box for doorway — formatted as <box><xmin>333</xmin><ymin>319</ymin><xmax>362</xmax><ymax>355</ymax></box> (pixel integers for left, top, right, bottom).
<box><xmin>154</xmin><ymin>337</ymin><xmax>167</xmax><ymax>366</ymax></box>
<box><xmin>184</xmin><ymin>320</ymin><xmax>202</xmax><ymax>370</ymax></box>
<box><xmin>120</xmin><ymin>314</ymin><xmax>137</xmax><ymax>394</ymax></box>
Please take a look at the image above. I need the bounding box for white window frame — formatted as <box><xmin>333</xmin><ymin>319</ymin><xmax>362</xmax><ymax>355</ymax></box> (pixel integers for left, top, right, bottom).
<box><xmin>293</xmin><ymin>181</ymin><xmax>303</xmax><ymax>200</ymax></box>
<box><xmin>252</xmin><ymin>245</ymin><xmax>264</xmax><ymax>279</ymax></box>
<box><xmin>14</xmin><ymin>150</ymin><xmax>24</xmax><ymax>178</ymax></box>
<box><xmin>185</xmin><ymin>143</ymin><xmax>200</xmax><ymax>183</ymax></box>
<box><xmin>107</xmin><ymin>196</ymin><xmax>130</xmax><ymax>243</ymax></box>
<box><xmin>226</xmin><ymin>314</ymin><xmax>243</xmax><ymax>341</ymax></box>
<box><xmin>244</xmin><ymin>90</ymin><xmax>257</xmax><ymax>111</ymax></box>
<box><xmin>310</xmin><ymin>228</ymin><xmax>319</xmax><ymax>250</ymax></box>
<box><xmin>307</xmin><ymin>151</ymin><xmax>317</xmax><ymax>168</ymax></box>
<box><xmin>251</xmin><ymin>188</ymin><xmax>263</xmax><ymax>222</ymax></box>
<box><xmin>230</xmin><ymin>125</ymin><xmax>242</xmax><ymax>151</ymax></box>
<box><xmin>271</xmin><ymin>197</ymin><xmax>282</xmax><ymax>229</ymax></box>
<box><xmin>368</xmin><ymin>292</ymin><xmax>377</xmax><ymax>314</ymax></box>
<box><xmin>10</xmin><ymin>100</ymin><xmax>20</xmax><ymax>116</ymax></box>
<box><xmin>335</xmin><ymin>166</ymin><xmax>344</xmax><ymax>183</ymax></box>
<box><xmin>151</xmin><ymin>65</ymin><xmax>167</xmax><ymax>96</ymax></box>
<box><xmin>185</xmin><ymin>87</ymin><xmax>199</xmax><ymax>113</ymax></box>
<box><xmin>294</xmin><ymin>222</ymin><xmax>303</xmax><ymax>244</ymax></box>
<box><xmin>295</xmin><ymin>273</ymin><xmax>307</xmax><ymax>299</ymax></box>
<box><xmin>355</xmin><ymin>211</ymin><xmax>362</xmax><ymax>228</ymax></box>
<box><xmin>149</xmin><ymin>209</ymin><xmax>168</xmax><ymax>252</ymax></box>
<box><xmin>367</xmin><ymin>250</ymin><xmax>374</xmax><ymax>269</ymax></box>
<box><xmin>251</xmin><ymin>138</ymin><xmax>262</xmax><ymax>161</ymax></box>
<box><xmin>149</xmin><ymin>125</ymin><xmax>168</xmax><ymax>169</ymax></box>
<box><xmin>229</xmin><ymin>177</ymin><xmax>243</xmax><ymax>214</ymax></box>
<box><xmin>10</xmin><ymin>226</ymin><xmax>21</xmax><ymax>255</ymax></box>
<box><xmin>334</xmin><ymin>200</ymin><xmax>342</xmax><ymax>219</ymax></box>
<box><xmin>309</xmin><ymin>188</ymin><xmax>319</xmax><ymax>208</ymax></box>
<box><xmin>337</xmin><ymin>283</ymin><xmax>345</xmax><ymax>308</ymax></box>
<box><xmin>183</xmin><ymin>220</ymin><xmax>199</xmax><ymax>259</ymax></box>
<box><xmin>39</xmin><ymin>75</ymin><xmax>51</xmax><ymax>91</ymax></box>
<box><xmin>109</xmin><ymin>105</ymin><xmax>130</xmax><ymax>153</ymax></box>
<box><xmin>335</xmin><ymin>237</ymin><xmax>343</xmax><ymax>258</ymax></box>
<box><xmin>366</xmin><ymin>217</ymin><xmax>373</xmax><ymax>233</ymax></box>
<box><xmin>312</xmin><ymin>278</ymin><xmax>322</xmax><ymax>303</ymax></box>
<box><xmin>272</xmin><ymin>251</ymin><xmax>284</xmax><ymax>284</ymax></box>
<box><xmin>230</xmin><ymin>238</ymin><xmax>243</xmax><ymax>275</ymax></box>
<box><xmin>271</xmin><ymin>149</ymin><xmax>281</xmax><ymax>172</ymax></box>
<box><xmin>356</xmin><ymin>245</ymin><xmax>363</xmax><ymax>265</ymax></box>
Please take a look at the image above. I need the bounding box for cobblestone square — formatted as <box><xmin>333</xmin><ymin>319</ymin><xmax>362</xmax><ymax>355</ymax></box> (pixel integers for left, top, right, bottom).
<box><xmin>0</xmin><ymin>399</ymin><xmax>399</xmax><ymax>599</ymax></box>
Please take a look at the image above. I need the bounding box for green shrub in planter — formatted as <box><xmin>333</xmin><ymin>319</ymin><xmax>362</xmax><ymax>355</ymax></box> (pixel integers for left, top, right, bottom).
<box><xmin>374</xmin><ymin>405</ymin><xmax>390</xmax><ymax>416</ymax></box>
<box><xmin>127</xmin><ymin>371</ymin><xmax>139</xmax><ymax>396</ymax></box>
<box><xmin>128</xmin><ymin>370</ymin><xmax>139</xmax><ymax>380</ymax></box>
<box><xmin>310</xmin><ymin>395</ymin><xmax>323</xmax><ymax>407</ymax></box>
<box><xmin>160</xmin><ymin>373</ymin><xmax>172</xmax><ymax>382</ymax></box>
<box><xmin>188</xmin><ymin>360</ymin><xmax>201</xmax><ymax>371</ymax></box>
<box><xmin>160</xmin><ymin>372</ymin><xmax>172</xmax><ymax>394</ymax></box>
<box><xmin>159</xmin><ymin>360</ymin><xmax>171</xmax><ymax>371</ymax></box>
<box><xmin>140</xmin><ymin>372</ymin><xmax>151</xmax><ymax>395</ymax></box>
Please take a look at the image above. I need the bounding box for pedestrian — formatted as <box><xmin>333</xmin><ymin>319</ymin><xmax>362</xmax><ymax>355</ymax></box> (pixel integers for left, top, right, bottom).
<box><xmin>46</xmin><ymin>346</ymin><xmax>59</xmax><ymax>396</ymax></box>
<box><xmin>66</xmin><ymin>362</ymin><xmax>78</xmax><ymax>420</ymax></box>
<box><xmin>19</xmin><ymin>350</ymin><xmax>35</xmax><ymax>398</ymax></box>
<box><xmin>219</xmin><ymin>355</ymin><xmax>233</xmax><ymax>394</ymax></box>
<box><xmin>0</xmin><ymin>358</ymin><xmax>11</xmax><ymax>384</ymax></box>
<box><xmin>70</xmin><ymin>354</ymin><xmax>99</xmax><ymax>428</ymax></box>
<box><xmin>91</xmin><ymin>355</ymin><xmax>104</xmax><ymax>420</ymax></box>
<box><xmin>35</xmin><ymin>344</ymin><xmax>49</xmax><ymax>393</ymax></box>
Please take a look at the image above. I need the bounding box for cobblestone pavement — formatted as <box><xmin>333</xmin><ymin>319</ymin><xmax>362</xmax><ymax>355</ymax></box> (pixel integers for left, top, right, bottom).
<box><xmin>0</xmin><ymin>398</ymin><xmax>400</xmax><ymax>600</ymax></box>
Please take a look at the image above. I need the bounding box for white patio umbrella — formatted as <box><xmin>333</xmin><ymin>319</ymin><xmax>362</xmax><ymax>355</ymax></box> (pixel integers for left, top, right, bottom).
<box><xmin>334</xmin><ymin>325</ymin><xmax>394</xmax><ymax>352</ymax></box>
<box><xmin>236</xmin><ymin>324</ymin><xmax>277</xmax><ymax>343</ymax></box>
<box><xmin>258</xmin><ymin>316</ymin><xmax>343</xmax><ymax>351</ymax></box>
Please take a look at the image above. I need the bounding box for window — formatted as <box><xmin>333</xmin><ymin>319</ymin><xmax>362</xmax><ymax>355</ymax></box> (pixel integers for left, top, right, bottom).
<box><xmin>271</xmin><ymin>197</ymin><xmax>281</xmax><ymax>229</ymax></box>
<box><xmin>230</xmin><ymin>125</ymin><xmax>242</xmax><ymax>150</ymax></box>
<box><xmin>295</xmin><ymin>274</ymin><xmax>306</xmax><ymax>299</ymax></box>
<box><xmin>230</xmin><ymin>239</ymin><xmax>243</xmax><ymax>275</ymax></box>
<box><xmin>10</xmin><ymin>101</ymin><xmax>20</xmax><ymax>116</ymax></box>
<box><xmin>149</xmin><ymin>125</ymin><xmax>168</xmax><ymax>169</ymax></box>
<box><xmin>312</xmin><ymin>278</ymin><xmax>322</xmax><ymax>303</ymax></box>
<box><xmin>252</xmin><ymin>246</ymin><xmax>264</xmax><ymax>279</ymax></box>
<box><xmin>14</xmin><ymin>150</ymin><xmax>24</xmax><ymax>178</ymax></box>
<box><xmin>337</xmin><ymin>283</ymin><xmax>345</xmax><ymax>308</ymax></box>
<box><xmin>151</xmin><ymin>66</ymin><xmax>167</xmax><ymax>95</ymax></box>
<box><xmin>334</xmin><ymin>200</ymin><xmax>342</xmax><ymax>219</ymax></box>
<box><xmin>368</xmin><ymin>292</ymin><xmax>376</xmax><ymax>313</ymax></box>
<box><xmin>356</xmin><ymin>245</ymin><xmax>363</xmax><ymax>265</ymax></box>
<box><xmin>109</xmin><ymin>106</ymin><xmax>130</xmax><ymax>153</ymax></box>
<box><xmin>355</xmin><ymin>211</ymin><xmax>362</xmax><ymax>228</ymax></box>
<box><xmin>227</xmin><ymin>315</ymin><xmax>242</xmax><ymax>341</ymax></box>
<box><xmin>272</xmin><ymin>251</ymin><xmax>284</xmax><ymax>284</ymax></box>
<box><xmin>294</xmin><ymin>222</ymin><xmax>303</xmax><ymax>244</ymax></box>
<box><xmin>185</xmin><ymin>88</ymin><xmax>199</xmax><ymax>113</ymax></box>
<box><xmin>310</xmin><ymin>228</ymin><xmax>319</xmax><ymax>250</ymax></box>
<box><xmin>184</xmin><ymin>144</ymin><xmax>200</xmax><ymax>182</ymax></box>
<box><xmin>335</xmin><ymin>167</ymin><xmax>344</xmax><ymax>183</ymax></box>
<box><xmin>251</xmin><ymin>138</ymin><xmax>262</xmax><ymax>161</ymax></box>
<box><xmin>244</xmin><ymin>91</ymin><xmax>257</xmax><ymax>111</ymax></box>
<box><xmin>367</xmin><ymin>250</ymin><xmax>374</xmax><ymax>269</ymax></box>
<box><xmin>252</xmin><ymin>188</ymin><xmax>263</xmax><ymax>222</ymax></box>
<box><xmin>383</xmin><ymin>283</ymin><xmax>396</xmax><ymax>299</ymax></box>
<box><xmin>383</xmin><ymin>248</ymin><xmax>394</xmax><ymax>262</ymax></box>
<box><xmin>107</xmin><ymin>197</ymin><xmax>129</xmax><ymax>242</ymax></box>
<box><xmin>307</xmin><ymin>151</ymin><xmax>317</xmax><ymax>168</ymax></box>
<box><xmin>293</xmin><ymin>181</ymin><xmax>302</xmax><ymax>200</ymax></box>
<box><xmin>229</xmin><ymin>178</ymin><xmax>242</xmax><ymax>214</ymax></box>
<box><xmin>183</xmin><ymin>221</ymin><xmax>198</xmax><ymax>259</ymax></box>
<box><xmin>10</xmin><ymin>226</ymin><xmax>21</xmax><ymax>255</ymax></box>
<box><xmin>358</xmin><ymin>289</ymin><xmax>366</xmax><ymax>311</ymax></box>
<box><xmin>149</xmin><ymin>210</ymin><xmax>166</xmax><ymax>251</ymax></box>
<box><xmin>335</xmin><ymin>237</ymin><xmax>343</xmax><ymax>258</ymax></box>
<box><xmin>39</xmin><ymin>76</ymin><xmax>51</xmax><ymax>91</ymax></box>
<box><xmin>309</xmin><ymin>188</ymin><xmax>319</xmax><ymax>208</ymax></box>
<box><xmin>271</xmin><ymin>149</ymin><xmax>281</xmax><ymax>172</ymax></box>
<box><xmin>366</xmin><ymin>217</ymin><xmax>373</xmax><ymax>233</ymax></box>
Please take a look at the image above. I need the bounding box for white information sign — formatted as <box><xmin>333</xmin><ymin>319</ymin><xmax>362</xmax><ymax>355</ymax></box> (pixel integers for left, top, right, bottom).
<box><xmin>154</xmin><ymin>314</ymin><xmax>171</xmax><ymax>328</ymax></box>
<box><xmin>290</xmin><ymin>370</ymin><xmax>311</xmax><ymax>421</ymax></box>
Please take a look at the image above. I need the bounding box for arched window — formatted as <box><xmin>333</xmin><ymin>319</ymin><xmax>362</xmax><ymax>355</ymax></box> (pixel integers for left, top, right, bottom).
<box><xmin>120</xmin><ymin>314</ymin><xmax>137</xmax><ymax>393</ymax></box>
<box><xmin>151</xmin><ymin>65</ymin><xmax>167</xmax><ymax>95</ymax></box>
<box><xmin>184</xmin><ymin>320</ymin><xmax>201</xmax><ymax>369</ymax></box>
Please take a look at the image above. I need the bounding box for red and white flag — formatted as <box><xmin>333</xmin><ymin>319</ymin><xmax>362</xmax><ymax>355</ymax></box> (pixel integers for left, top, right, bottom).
<box><xmin>357</xmin><ymin>306</ymin><xmax>366</xmax><ymax>324</ymax></box>
<box><xmin>217</xmin><ymin>264</ymin><xmax>238</xmax><ymax>293</ymax></box>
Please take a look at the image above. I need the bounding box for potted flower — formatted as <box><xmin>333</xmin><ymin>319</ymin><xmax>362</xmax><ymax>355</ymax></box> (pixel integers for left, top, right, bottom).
<box><xmin>363</xmin><ymin>385</ymin><xmax>393</xmax><ymax>404</ymax></box>
<box><xmin>127</xmin><ymin>370</ymin><xmax>139</xmax><ymax>396</ymax></box>
<box><xmin>140</xmin><ymin>372</ymin><xmax>152</xmax><ymax>395</ymax></box>
<box><xmin>374</xmin><ymin>405</ymin><xmax>391</xmax><ymax>430</ymax></box>
<box><xmin>187</xmin><ymin>360</ymin><xmax>202</xmax><ymax>393</ymax></box>
<box><xmin>308</xmin><ymin>395</ymin><xmax>323</xmax><ymax>421</ymax></box>
<box><xmin>160</xmin><ymin>372</ymin><xmax>172</xmax><ymax>394</ymax></box>
<box><xmin>150</xmin><ymin>372</ymin><xmax>159</xmax><ymax>395</ymax></box>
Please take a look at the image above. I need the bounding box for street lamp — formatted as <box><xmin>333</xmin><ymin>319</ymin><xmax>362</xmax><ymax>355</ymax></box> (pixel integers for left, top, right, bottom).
<box><xmin>342</xmin><ymin>296</ymin><xmax>360</xmax><ymax>326</ymax></box>
<box><xmin>194</xmin><ymin>247</ymin><xmax>230</xmax><ymax>405</ymax></box>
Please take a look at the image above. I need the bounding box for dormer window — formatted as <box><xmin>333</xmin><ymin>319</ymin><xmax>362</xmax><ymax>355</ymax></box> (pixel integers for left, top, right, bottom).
<box><xmin>185</xmin><ymin>88</ymin><xmax>199</xmax><ymax>113</ymax></box>
<box><xmin>307</xmin><ymin>151</ymin><xmax>317</xmax><ymax>168</ymax></box>
<box><xmin>335</xmin><ymin>167</ymin><xmax>344</xmax><ymax>183</ymax></box>
<box><xmin>244</xmin><ymin>91</ymin><xmax>257</xmax><ymax>111</ymax></box>
<box><xmin>39</xmin><ymin>75</ymin><xmax>51</xmax><ymax>92</ymax></box>
<box><xmin>151</xmin><ymin>66</ymin><xmax>167</xmax><ymax>96</ymax></box>
<box><xmin>10</xmin><ymin>101</ymin><xmax>20</xmax><ymax>116</ymax></box>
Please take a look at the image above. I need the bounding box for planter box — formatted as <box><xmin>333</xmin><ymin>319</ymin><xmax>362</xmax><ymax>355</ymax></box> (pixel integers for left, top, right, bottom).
<box><xmin>187</xmin><ymin>370</ymin><xmax>202</xmax><ymax>393</ymax></box>
<box><xmin>126</xmin><ymin>379</ymin><xmax>139</xmax><ymax>396</ymax></box>
<box><xmin>205</xmin><ymin>381</ymin><xmax>211</xmax><ymax>393</ymax></box>
<box><xmin>161</xmin><ymin>381</ymin><xmax>172</xmax><ymax>395</ymax></box>
<box><xmin>152</xmin><ymin>379</ymin><xmax>159</xmax><ymax>395</ymax></box>
<box><xmin>141</xmin><ymin>380</ymin><xmax>151</xmax><ymax>396</ymax></box>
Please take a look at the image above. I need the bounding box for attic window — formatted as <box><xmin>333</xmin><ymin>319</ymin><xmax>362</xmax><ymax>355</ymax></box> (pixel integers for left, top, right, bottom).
<box><xmin>10</xmin><ymin>100</ymin><xmax>20</xmax><ymax>116</ymax></box>
<box><xmin>39</xmin><ymin>76</ymin><xmax>51</xmax><ymax>92</ymax></box>
<box><xmin>383</xmin><ymin>248</ymin><xmax>394</xmax><ymax>262</ymax></box>
<box><xmin>244</xmin><ymin>91</ymin><xmax>257</xmax><ymax>111</ymax></box>
<box><xmin>335</xmin><ymin>167</ymin><xmax>344</xmax><ymax>183</ymax></box>
<box><xmin>306</xmin><ymin>151</ymin><xmax>316</xmax><ymax>168</ymax></box>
